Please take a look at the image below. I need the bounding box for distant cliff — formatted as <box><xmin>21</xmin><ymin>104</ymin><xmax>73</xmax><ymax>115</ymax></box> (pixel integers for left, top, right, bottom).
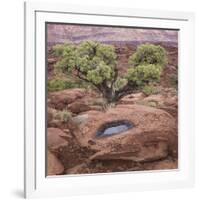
<box><xmin>47</xmin><ymin>24</ymin><xmax>178</xmax><ymax>47</ymax></box>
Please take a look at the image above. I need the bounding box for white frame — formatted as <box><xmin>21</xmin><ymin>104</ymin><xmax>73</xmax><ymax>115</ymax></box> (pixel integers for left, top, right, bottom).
<box><xmin>24</xmin><ymin>1</ymin><xmax>195</xmax><ymax>198</ymax></box>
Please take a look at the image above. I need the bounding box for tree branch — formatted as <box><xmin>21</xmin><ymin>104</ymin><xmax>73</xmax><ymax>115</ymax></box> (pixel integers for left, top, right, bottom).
<box><xmin>75</xmin><ymin>67</ymin><xmax>103</xmax><ymax>94</ymax></box>
<box><xmin>110</xmin><ymin>67</ymin><xmax>118</xmax><ymax>90</ymax></box>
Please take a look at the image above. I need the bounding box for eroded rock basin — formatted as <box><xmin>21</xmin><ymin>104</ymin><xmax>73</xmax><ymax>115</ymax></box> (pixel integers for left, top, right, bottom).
<box><xmin>48</xmin><ymin>104</ymin><xmax>178</xmax><ymax>175</ymax></box>
<box><xmin>96</xmin><ymin>120</ymin><xmax>133</xmax><ymax>137</ymax></box>
<box><xmin>71</xmin><ymin>104</ymin><xmax>178</xmax><ymax>162</ymax></box>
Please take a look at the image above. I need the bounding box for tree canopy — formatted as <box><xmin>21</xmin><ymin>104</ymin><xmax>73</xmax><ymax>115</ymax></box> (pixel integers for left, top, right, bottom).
<box><xmin>52</xmin><ymin>41</ymin><xmax>167</xmax><ymax>102</ymax></box>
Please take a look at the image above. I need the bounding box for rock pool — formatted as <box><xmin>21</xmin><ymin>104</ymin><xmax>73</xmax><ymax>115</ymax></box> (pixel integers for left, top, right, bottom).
<box><xmin>96</xmin><ymin>120</ymin><xmax>133</xmax><ymax>137</ymax></box>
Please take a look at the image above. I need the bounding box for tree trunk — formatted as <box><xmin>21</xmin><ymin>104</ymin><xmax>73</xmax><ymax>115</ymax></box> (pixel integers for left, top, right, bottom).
<box><xmin>100</xmin><ymin>82</ymin><xmax>137</xmax><ymax>103</ymax></box>
<box><xmin>102</xmin><ymin>88</ymin><xmax>136</xmax><ymax>103</ymax></box>
<box><xmin>99</xmin><ymin>86</ymin><xmax>115</xmax><ymax>103</ymax></box>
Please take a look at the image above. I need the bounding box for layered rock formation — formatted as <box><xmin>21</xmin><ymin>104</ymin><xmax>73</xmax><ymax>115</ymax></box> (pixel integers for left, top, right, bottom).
<box><xmin>47</xmin><ymin>24</ymin><xmax>178</xmax><ymax>47</ymax></box>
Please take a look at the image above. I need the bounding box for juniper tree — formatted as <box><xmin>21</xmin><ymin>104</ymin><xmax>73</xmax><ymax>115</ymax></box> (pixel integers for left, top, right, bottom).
<box><xmin>53</xmin><ymin>41</ymin><xmax>167</xmax><ymax>102</ymax></box>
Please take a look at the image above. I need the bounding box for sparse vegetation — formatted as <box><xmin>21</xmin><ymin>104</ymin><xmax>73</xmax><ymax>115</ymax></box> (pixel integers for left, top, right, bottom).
<box><xmin>138</xmin><ymin>100</ymin><xmax>158</xmax><ymax>107</ymax></box>
<box><xmin>48</xmin><ymin>79</ymin><xmax>70</xmax><ymax>92</ymax></box>
<box><xmin>54</xmin><ymin>110</ymin><xmax>72</xmax><ymax>122</ymax></box>
<box><xmin>142</xmin><ymin>85</ymin><xmax>160</xmax><ymax>96</ymax></box>
<box><xmin>102</xmin><ymin>102</ymin><xmax>116</xmax><ymax>112</ymax></box>
<box><xmin>48</xmin><ymin>77</ymin><xmax>93</xmax><ymax>92</ymax></box>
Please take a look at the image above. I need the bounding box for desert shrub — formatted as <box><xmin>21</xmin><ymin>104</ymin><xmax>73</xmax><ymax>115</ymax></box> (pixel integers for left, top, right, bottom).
<box><xmin>48</xmin><ymin>78</ymin><xmax>92</xmax><ymax>92</ymax></box>
<box><xmin>54</xmin><ymin>110</ymin><xmax>72</xmax><ymax>122</ymax></box>
<box><xmin>91</xmin><ymin>98</ymin><xmax>116</xmax><ymax>111</ymax></box>
<box><xmin>169</xmin><ymin>74</ymin><xmax>178</xmax><ymax>89</ymax></box>
<box><xmin>142</xmin><ymin>85</ymin><xmax>159</xmax><ymax>96</ymax></box>
<box><xmin>48</xmin><ymin>79</ymin><xmax>68</xmax><ymax>92</ymax></box>
<box><xmin>128</xmin><ymin>43</ymin><xmax>167</xmax><ymax>67</ymax></box>
<box><xmin>147</xmin><ymin>101</ymin><xmax>158</xmax><ymax>107</ymax></box>
<box><xmin>139</xmin><ymin>100</ymin><xmax>158</xmax><ymax>107</ymax></box>
<box><xmin>102</xmin><ymin>102</ymin><xmax>116</xmax><ymax>112</ymax></box>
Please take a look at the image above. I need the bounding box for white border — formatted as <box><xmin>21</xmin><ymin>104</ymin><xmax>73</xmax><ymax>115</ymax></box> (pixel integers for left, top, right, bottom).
<box><xmin>24</xmin><ymin>1</ymin><xmax>195</xmax><ymax>198</ymax></box>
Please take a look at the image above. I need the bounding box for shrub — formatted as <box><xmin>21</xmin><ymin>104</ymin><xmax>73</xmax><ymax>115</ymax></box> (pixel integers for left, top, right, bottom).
<box><xmin>91</xmin><ymin>98</ymin><xmax>116</xmax><ymax>112</ymax></box>
<box><xmin>102</xmin><ymin>102</ymin><xmax>116</xmax><ymax>112</ymax></box>
<box><xmin>54</xmin><ymin>110</ymin><xmax>72</xmax><ymax>122</ymax></box>
<box><xmin>128</xmin><ymin>43</ymin><xmax>167</xmax><ymax>67</ymax></box>
<box><xmin>138</xmin><ymin>100</ymin><xmax>158</xmax><ymax>107</ymax></box>
<box><xmin>142</xmin><ymin>85</ymin><xmax>159</xmax><ymax>96</ymax></box>
<box><xmin>48</xmin><ymin>78</ymin><xmax>92</xmax><ymax>92</ymax></box>
<box><xmin>48</xmin><ymin>79</ymin><xmax>68</xmax><ymax>92</ymax></box>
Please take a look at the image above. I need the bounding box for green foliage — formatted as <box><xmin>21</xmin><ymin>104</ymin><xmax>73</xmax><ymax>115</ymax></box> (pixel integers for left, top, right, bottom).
<box><xmin>77</xmin><ymin>41</ymin><xmax>117</xmax><ymax>67</ymax></box>
<box><xmin>48</xmin><ymin>79</ymin><xmax>69</xmax><ymax>92</ymax></box>
<box><xmin>138</xmin><ymin>100</ymin><xmax>158</xmax><ymax>107</ymax></box>
<box><xmin>54</xmin><ymin>41</ymin><xmax>117</xmax><ymax>85</ymax></box>
<box><xmin>169</xmin><ymin>73</ymin><xmax>178</xmax><ymax>89</ymax></box>
<box><xmin>52</xmin><ymin>44</ymin><xmax>68</xmax><ymax>57</ymax></box>
<box><xmin>76</xmin><ymin>41</ymin><xmax>116</xmax><ymax>84</ymax></box>
<box><xmin>48</xmin><ymin>78</ymin><xmax>92</xmax><ymax>92</ymax></box>
<box><xmin>113</xmin><ymin>78</ymin><xmax>128</xmax><ymax>91</ymax></box>
<box><xmin>87</xmin><ymin>62</ymin><xmax>113</xmax><ymax>84</ymax></box>
<box><xmin>52</xmin><ymin>41</ymin><xmax>166</xmax><ymax>102</ymax></box>
<box><xmin>54</xmin><ymin>110</ymin><xmax>72</xmax><ymax>122</ymax></box>
<box><xmin>129</xmin><ymin>43</ymin><xmax>167</xmax><ymax>67</ymax></box>
<box><xmin>126</xmin><ymin>44</ymin><xmax>166</xmax><ymax>93</ymax></box>
<box><xmin>53</xmin><ymin>43</ymin><xmax>77</xmax><ymax>73</ymax></box>
<box><xmin>126</xmin><ymin>64</ymin><xmax>162</xmax><ymax>87</ymax></box>
<box><xmin>142</xmin><ymin>85</ymin><xmax>159</xmax><ymax>96</ymax></box>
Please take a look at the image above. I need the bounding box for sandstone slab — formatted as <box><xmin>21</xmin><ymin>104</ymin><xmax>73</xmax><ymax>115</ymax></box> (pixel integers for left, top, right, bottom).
<box><xmin>48</xmin><ymin>89</ymin><xmax>86</xmax><ymax>110</ymax></box>
<box><xmin>47</xmin><ymin>128</ymin><xmax>68</xmax><ymax>149</ymax></box>
<box><xmin>72</xmin><ymin>104</ymin><xmax>177</xmax><ymax>162</ymax></box>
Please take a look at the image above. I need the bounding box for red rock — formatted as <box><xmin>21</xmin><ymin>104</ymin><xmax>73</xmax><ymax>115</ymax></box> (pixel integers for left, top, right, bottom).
<box><xmin>67</xmin><ymin>101</ymin><xmax>91</xmax><ymax>114</ymax></box>
<box><xmin>71</xmin><ymin>104</ymin><xmax>177</xmax><ymax>163</ymax></box>
<box><xmin>48</xmin><ymin>89</ymin><xmax>86</xmax><ymax>110</ymax></box>
<box><xmin>47</xmin><ymin>151</ymin><xmax>64</xmax><ymax>175</ymax></box>
<box><xmin>47</xmin><ymin>128</ymin><xmax>68</xmax><ymax>149</ymax></box>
